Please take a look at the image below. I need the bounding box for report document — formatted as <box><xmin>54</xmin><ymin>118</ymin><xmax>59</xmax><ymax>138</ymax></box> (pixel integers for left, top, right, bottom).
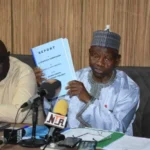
<box><xmin>31</xmin><ymin>38</ymin><xmax>76</xmax><ymax>97</ymax></box>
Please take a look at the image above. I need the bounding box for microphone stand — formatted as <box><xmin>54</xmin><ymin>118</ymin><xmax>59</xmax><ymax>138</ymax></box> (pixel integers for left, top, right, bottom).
<box><xmin>19</xmin><ymin>97</ymin><xmax>46</xmax><ymax>147</ymax></box>
<box><xmin>42</xmin><ymin>127</ymin><xmax>65</xmax><ymax>150</ymax></box>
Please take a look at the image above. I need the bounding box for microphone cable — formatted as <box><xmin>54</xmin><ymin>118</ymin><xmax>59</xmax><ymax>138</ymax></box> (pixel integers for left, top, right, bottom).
<box><xmin>0</xmin><ymin>106</ymin><xmax>32</xmax><ymax>149</ymax></box>
<box><xmin>0</xmin><ymin>107</ymin><xmax>21</xmax><ymax>149</ymax></box>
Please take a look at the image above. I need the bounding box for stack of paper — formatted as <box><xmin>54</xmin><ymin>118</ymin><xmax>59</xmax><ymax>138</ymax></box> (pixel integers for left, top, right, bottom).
<box><xmin>105</xmin><ymin>135</ymin><xmax>150</xmax><ymax>150</ymax></box>
<box><xmin>31</xmin><ymin>38</ymin><xmax>76</xmax><ymax>97</ymax></box>
<box><xmin>61</xmin><ymin>128</ymin><xmax>125</xmax><ymax>149</ymax></box>
<box><xmin>61</xmin><ymin>128</ymin><xmax>112</xmax><ymax>141</ymax></box>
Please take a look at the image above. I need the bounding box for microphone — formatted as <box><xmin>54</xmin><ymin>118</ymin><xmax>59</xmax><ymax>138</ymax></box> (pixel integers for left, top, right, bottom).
<box><xmin>20</xmin><ymin>82</ymin><xmax>59</xmax><ymax>108</ymax></box>
<box><xmin>42</xmin><ymin>100</ymin><xmax>68</xmax><ymax>150</ymax></box>
<box><xmin>20</xmin><ymin>93</ymin><xmax>41</xmax><ymax>108</ymax></box>
<box><xmin>53</xmin><ymin>99</ymin><xmax>68</xmax><ymax>116</ymax></box>
<box><xmin>19</xmin><ymin>81</ymin><xmax>61</xmax><ymax>148</ymax></box>
<box><xmin>44</xmin><ymin>100</ymin><xmax>68</xmax><ymax>141</ymax></box>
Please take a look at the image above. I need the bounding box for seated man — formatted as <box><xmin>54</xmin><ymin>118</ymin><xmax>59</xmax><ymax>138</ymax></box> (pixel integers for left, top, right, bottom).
<box><xmin>0</xmin><ymin>40</ymin><xmax>38</xmax><ymax>123</ymax></box>
<box><xmin>34</xmin><ymin>26</ymin><xmax>140</xmax><ymax>135</ymax></box>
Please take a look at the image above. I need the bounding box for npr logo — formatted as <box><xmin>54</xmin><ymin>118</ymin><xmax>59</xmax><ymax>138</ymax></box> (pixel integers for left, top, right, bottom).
<box><xmin>44</xmin><ymin>112</ymin><xmax>67</xmax><ymax>129</ymax></box>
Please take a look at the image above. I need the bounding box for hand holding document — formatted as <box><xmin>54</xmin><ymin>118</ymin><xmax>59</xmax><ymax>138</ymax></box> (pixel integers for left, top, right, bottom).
<box><xmin>31</xmin><ymin>38</ymin><xmax>76</xmax><ymax>97</ymax></box>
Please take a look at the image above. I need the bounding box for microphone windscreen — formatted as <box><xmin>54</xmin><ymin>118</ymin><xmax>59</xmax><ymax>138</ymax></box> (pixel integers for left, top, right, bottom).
<box><xmin>40</xmin><ymin>80</ymin><xmax>61</xmax><ymax>99</ymax></box>
<box><xmin>40</xmin><ymin>82</ymin><xmax>55</xmax><ymax>99</ymax></box>
<box><xmin>53</xmin><ymin>100</ymin><xmax>68</xmax><ymax>116</ymax></box>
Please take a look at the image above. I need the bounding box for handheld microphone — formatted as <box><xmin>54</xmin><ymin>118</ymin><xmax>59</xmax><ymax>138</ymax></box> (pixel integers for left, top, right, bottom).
<box><xmin>20</xmin><ymin>82</ymin><xmax>58</xmax><ymax>108</ymax></box>
<box><xmin>45</xmin><ymin>100</ymin><xmax>68</xmax><ymax>129</ymax></box>
<box><xmin>44</xmin><ymin>100</ymin><xmax>68</xmax><ymax>141</ymax></box>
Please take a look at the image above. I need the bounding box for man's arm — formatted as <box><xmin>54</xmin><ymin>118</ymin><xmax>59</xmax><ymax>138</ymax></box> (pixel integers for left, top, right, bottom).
<box><xmin>0</xmin><ymin>70</ymin><xmax>37</xmax><ymax>123</ymax></box>
<box><xmin>82</xmin><ymin>87</ymin><xmax>140</xmax><ymax>134</ymax></box>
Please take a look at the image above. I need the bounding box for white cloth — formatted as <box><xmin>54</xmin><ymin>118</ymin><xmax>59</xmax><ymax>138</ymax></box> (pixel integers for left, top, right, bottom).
<box><xmin>62</xmin><ymin>67</ymin><xmax>140</xmax><ymax>135</ymax></box>
<box><xmin>105</xmin><ymin>135</ymin><xmax>150</xmax><ymax>150</ymax></box>
<box><xmin>44</xmin><ymin>67</ymin><xmax>139</xmax><ymax>135</ymax></box>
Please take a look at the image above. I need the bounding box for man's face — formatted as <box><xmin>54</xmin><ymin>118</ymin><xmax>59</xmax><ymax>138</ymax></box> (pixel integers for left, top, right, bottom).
<box><xmin>89</xmin><ymin>46</ymin><xmax>120</xmax><ymax>82</ymax></box>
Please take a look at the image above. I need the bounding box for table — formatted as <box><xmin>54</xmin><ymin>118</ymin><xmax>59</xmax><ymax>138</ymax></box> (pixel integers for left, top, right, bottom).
<box><xmin>0</xmin><ymin>123</ymin><xmax>103</xmax><ymax>150</ymax></box>
<box><xmin>1</xmin><ymin>124</ymin><xmax>150</xmax><ymax>150</ymax></box>
<box><xmin>0</xmin><ymin>128</ymin><xmax>101</xmax><ymax>150</ymax></box>
<box><xmin>0</xmin><ymin>137</ymin><xmax>78</xmax><ymax>150</ymax></box>
<box><xmin>0</xmin><ymin>144</ymin><xmax>78</xmax><ymax>150</ymax></box>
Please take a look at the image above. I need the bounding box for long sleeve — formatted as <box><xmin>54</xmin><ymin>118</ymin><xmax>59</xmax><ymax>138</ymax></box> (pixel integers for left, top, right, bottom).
<box><xmin>0</xmin><ymin>57</ymin><xmax>40</xmax><ymax>123</ymax></box>
<box><xmin>0</xmin><ymin>69</ymin><xmax>37</xmax><ymax>123</ymax></box>
<box><xmin>82</xmin><ymin>85</ymin><xmax>139</xmax><ymax>134</ymax></box>
<box><xmin>67</xmin><ymin>67</ymin><xmax>140</xmax><ymax>135</ymax></box>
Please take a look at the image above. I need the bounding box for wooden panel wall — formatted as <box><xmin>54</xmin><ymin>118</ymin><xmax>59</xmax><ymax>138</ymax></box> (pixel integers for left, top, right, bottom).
<box><xmin>81</xmin><ymin>0</ymin><xmax>150</xmax><ymax>67</ymax></box>
<box><xmin>12</xmin><ymin>0</ymin><xmax>82</xmax><ymax>69</ymax></box>
<box><xmin>0</xmin><ymin>0</ymin><xmax>12</xmax><ymax>52</ymax></box>
<box><xmin>0</xmin><ymin>0</ymin><xmax>150</xmax><ymax>70</ymax></box>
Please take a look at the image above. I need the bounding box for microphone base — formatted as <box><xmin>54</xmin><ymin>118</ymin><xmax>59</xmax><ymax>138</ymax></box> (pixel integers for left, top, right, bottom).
<box><xmin>19</xmin><ymin>138</ymin><xmax>46</xmax><ymax>148</ymax></box>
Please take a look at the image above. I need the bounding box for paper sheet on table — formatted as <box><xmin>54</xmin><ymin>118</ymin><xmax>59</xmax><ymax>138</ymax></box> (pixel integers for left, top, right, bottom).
<box><xmin>105</xmin><ymin>135</ymin><xmax>150</xmax><ymax>150</ymax></box>
<box><xmin>62</xmin><ymin>128</ymin><xmax>112</xmax><ymax>141</ymax></box>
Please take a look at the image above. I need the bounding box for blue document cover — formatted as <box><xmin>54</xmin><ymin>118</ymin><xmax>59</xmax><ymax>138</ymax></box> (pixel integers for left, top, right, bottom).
<box><xmin>31</xmin><ymin>38</ymin><xmax>76</xmax><ymax>97</ymax></box>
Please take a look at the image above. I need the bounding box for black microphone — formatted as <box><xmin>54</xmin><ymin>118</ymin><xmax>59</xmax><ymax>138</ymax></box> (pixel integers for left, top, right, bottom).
<box><xmin>20</xmin><ymin>81</ymin><xmax>61</xmax><ymax>108</ymax></box>
<box><xmin>20</xmin><ymin>90</ymin><xmax>47</xmax><ymax>108</ymax></box>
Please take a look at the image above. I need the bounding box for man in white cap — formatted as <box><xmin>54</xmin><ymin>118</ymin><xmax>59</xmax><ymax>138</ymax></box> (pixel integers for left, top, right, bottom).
<box><xmin>35</xmin><ymin>26</ymin><xmax>139</xmax><ymax>135</ymax></box>
<box><xmin>65</xmin><ymin>26</ymin><xmax>139</xmax><ymax>135</ymax></box>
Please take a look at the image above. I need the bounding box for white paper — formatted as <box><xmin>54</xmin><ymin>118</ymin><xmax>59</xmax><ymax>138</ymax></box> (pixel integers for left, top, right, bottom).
<box><xmin>105</xmin><ymin>135</ymin><xmax>150</xmax><ymax>150</ymax></box>
<box><xmin>31</xmin><ymin>38</ymin><xmax>76</xmax><ymax>97</ymax></box>
<box><xmin>62</xmin><ymin>128</ymin><xmax>112</xmax><ymax>141</ymax></box>
<box><xmin>63</xmin><ymin>38</ymin><xmax>76</xmax><ymax>79</ymax></box>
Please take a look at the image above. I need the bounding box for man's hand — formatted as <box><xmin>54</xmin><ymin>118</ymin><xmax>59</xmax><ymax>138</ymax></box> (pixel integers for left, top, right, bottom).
<box><xmin>66</xmin><ymin>80</ymin><xmax>92</xmax><ymax>103</ymax></box>
<box><xmin>33</xmin><ymin>67</ymin><xmax>46</xmax><ymax>85</ymax></box>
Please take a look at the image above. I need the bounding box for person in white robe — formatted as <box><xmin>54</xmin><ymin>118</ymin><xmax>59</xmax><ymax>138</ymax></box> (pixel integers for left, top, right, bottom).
<box><xmin>34</xmin><ymin>26</ymin><xmax>140</xmax><ymax>135</ymax></box>
<box><xmin>64</xmin><ymin>67</ymin><xmax>139</xmax><ymax>135</ymax></box>
<box><xmin>64</xmin><ymin>26</ymin><xmax>139</xmax><ymax>135</ymax></box>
